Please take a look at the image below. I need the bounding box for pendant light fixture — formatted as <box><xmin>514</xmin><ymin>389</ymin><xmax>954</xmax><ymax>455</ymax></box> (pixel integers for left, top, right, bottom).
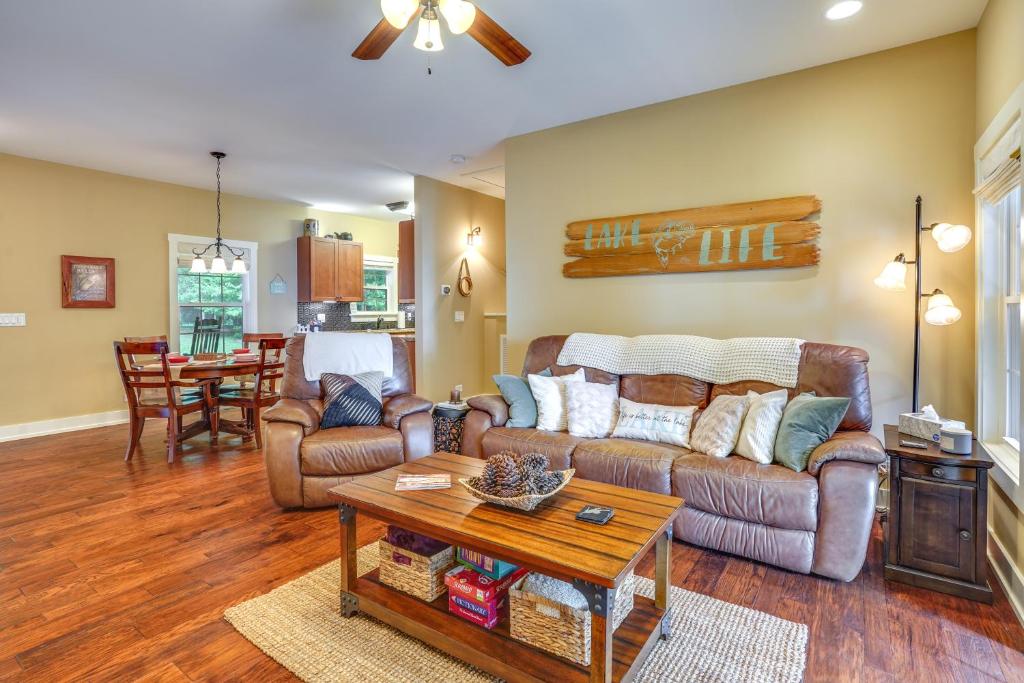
<box><xmin>190</xmin><ymin>152</ymin><xmax>247</xmax><ymax>274</ymax></box>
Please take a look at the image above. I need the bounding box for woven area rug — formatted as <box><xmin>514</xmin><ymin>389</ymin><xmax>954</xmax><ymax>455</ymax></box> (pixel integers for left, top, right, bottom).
<box><xmin>225</xmin><ymin>545</ymin><xmax>808</xmax><ymax>683</ymax></box>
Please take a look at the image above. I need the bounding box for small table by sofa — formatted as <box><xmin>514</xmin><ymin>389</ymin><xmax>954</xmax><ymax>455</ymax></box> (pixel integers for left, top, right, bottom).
<box><xmin>882</xmin><ymin>424</ymin><xmax>994</xmax><ymax>603</ymax></box>
<box><xmin>328</xmin><ymin>452</ymin><xmax>684</xmax><ymax>683</ymax></box>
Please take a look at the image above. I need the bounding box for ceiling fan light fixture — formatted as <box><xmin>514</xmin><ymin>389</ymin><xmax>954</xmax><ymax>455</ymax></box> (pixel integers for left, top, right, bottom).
<box><xmin>438</xmin><ymin>0</ymin><xmax>476</xmax><ymax>35</ymax></box>
<box><xmin>413</xmin><ymin>9</ymin><xmax>444</xmax><ymax>52</ymax></box>
<box><xmin>381</xmin><ymin>0</ymin><xmax>419</xmax><ymax>29</ymax></box>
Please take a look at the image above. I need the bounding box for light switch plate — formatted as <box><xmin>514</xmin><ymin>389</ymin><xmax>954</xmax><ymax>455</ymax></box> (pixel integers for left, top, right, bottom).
<box><xmin>0</xmin><ymin>313</ymin><xmax>26</xmax><ymax>327</ymax></box>
<box><xmin>454</xmin><ymin>310</ymin><xmax>465</xmax><ymax>323</ymax></box>
<box><xmin>316</xmin><ymin>313</ymin><xmax>326</xmax><ymax>323</ymax></box>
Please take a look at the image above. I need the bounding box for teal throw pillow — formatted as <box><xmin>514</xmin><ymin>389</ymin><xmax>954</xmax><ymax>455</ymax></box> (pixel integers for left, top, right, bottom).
<box><xmin>773</xmin><ymin>393</ymin><xmax>850</xmax><ymax>472</ymax></box>
<box><xmin>493</xmin><ymin>368</ymin><xmax>552</xmax><ymax>428</ymax></box>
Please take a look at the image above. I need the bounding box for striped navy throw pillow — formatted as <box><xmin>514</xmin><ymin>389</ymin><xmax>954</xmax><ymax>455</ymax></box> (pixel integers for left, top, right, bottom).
<box><xmin>320</xmin><ymin>372</ymin><xmax>384</xmax><ymax>428</ymax></box>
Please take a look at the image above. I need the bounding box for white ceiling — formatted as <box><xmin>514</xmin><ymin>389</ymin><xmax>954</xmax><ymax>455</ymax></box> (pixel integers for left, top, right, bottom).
<box><xmin>0</xmin><ymin>0</ymin><xmax>986</xmax><ymax>219</ymax></box>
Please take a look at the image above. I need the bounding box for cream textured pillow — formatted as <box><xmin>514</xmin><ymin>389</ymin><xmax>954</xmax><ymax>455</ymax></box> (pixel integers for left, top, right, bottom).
<box><xmin>690</xmin><ymin>394</ymin><xmax>752</xmax><ymax>458</ymax></box>
<box><xmin>734</xmin><ymin>389</ymin><xmax>788</xmax><ymax>464</ymax></box>
<box><xmin>566</xmin><ymin>381</ymin><xmax>620</xmax><ymax>438</ymax></box>
<box><xmin>611</xmin><ymin>397</ymin><xmax>697</xmax><ymax>447</ymax></box>
<box><xmin>529</xmin><ymin>369</ymin><xmax>586</xmax><ymax>432</ymax></box>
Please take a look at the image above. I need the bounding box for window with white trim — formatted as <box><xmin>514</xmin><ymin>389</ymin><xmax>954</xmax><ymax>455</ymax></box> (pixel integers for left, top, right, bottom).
<box><xmin>998</xmin><ymin>186</ymin><xmax>1023</xmax><ymax>447</ymax></box>
<box><xmin>167</xmin><ymin>234</ymin><xmax>258</xmax><ymax>354</ymax></box>
<box><xmin>350</xmin><ymin>255</ymin><xmax>398</xmax><ymax>319</ymax></box>
<box><xmin>976</xmin><ymin>110</ymin><xmax>1023</xmax><ymax>488</ymax></box>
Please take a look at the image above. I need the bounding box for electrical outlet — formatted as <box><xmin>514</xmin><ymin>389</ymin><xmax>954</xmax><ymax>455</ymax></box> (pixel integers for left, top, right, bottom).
<box><xmin>316</xmin><ymin>313</ymin><xmax>326</xmax><ymax>323</ymax></box>
<box><xmin>454</xmin><ymin>310</ymin><xmax>465</xmax><ymax>323</ymax></box>
<box><xmin>0</xmin><ymin>313</ymin><xmax>26</xmax><ymax>327</ymax></box>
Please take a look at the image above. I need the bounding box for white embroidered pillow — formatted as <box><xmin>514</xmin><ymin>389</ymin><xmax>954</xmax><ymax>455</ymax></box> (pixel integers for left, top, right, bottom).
<box><xmin>734</xmin><ymin>389</ymin><xmax>788</xmax><ymax>464</ymax></box>
<box><xmin>529</xmin><ymin>369</ymin><xmax>586</xmax><ymax>432</ymax></box>
<box><xmin>611</xmin><ymin>398</ymin><xmax>697</xmax><ymax>448</ymax></box>
<box><xmin>566</xmin><ymin>381</ymin><xmax>620</xmax><ymax>438</ymax></box>
<box><xmin>690</xmin><ymin>394</ymin><xmax>752</xmax><ymax>458</ymax></box>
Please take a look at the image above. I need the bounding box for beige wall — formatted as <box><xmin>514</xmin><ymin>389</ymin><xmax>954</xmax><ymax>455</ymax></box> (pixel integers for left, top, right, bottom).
<box><xmin>413</xmin><ymin>176</ymin><xmax>506</xmax><ymax>401</ymax></box>
<box><xmin>505</xmin><ymin>31</ymin><xmax>977</xmax><ymax>439</ymax></box>
<box><xmin>977</xmin><ymin>0</ymin><xmax>1024</xmax><ymax>621</ymax></box>
<box><xmin>976</xmin><ymin>0</ymin><xmax>1024</xmax><ymax>136</ymax></box>
<box><xmin>0</xmin><ymin>153</ymin><xmax>398</xmax><ymax>427</ymax></box>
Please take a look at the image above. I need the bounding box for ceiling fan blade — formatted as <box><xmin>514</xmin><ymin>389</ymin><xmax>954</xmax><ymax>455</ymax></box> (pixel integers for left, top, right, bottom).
<box><xmin>466</xmin><ymin>7</ymin><xmax>531</xmax><ymax>66</ymax></box>
<box><xmin>352</xmin><ymin>17</ymin><xmax>404</xmax><ymax>60</ymax></box>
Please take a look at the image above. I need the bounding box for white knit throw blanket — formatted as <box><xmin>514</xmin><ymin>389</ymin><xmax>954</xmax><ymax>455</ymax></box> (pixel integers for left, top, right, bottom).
<box><xmin>556</xmin><ymin>333</ymin><xmax>805</xmax><ymax>388</ymax></box>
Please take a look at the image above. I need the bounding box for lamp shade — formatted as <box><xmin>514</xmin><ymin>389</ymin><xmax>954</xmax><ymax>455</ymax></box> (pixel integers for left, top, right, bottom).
<box><xmin>231</xmin><ymin>258</ymin><xmax>247</xmax><ymax>274</ymax></box>
<box><xmin>438</xmin><ymin>0</ymin><xmax>476</xmax><ymax>34</ymax></box>
<box><xmin>381</xmin><ymin>0</ymin><xmax>419</xmax><ymax>29</ymax></box>
<box><xmin>413</xmin><ymin>14</ymin><xmax>444</xmax><ymax>51</ymax></box>
<box><xmin>210</xmin><ymin>256</ymin><xmax>228</xmax><ymax>274</ymax></box>
<box><xmin>931</xmin><ymin>223</ymin><xmax>972</xmax><ymax>253</ymax></box>
<box><xmin>924</xmin><ymin>290</ymin><xmax>961</xmax><ymax>325</ymax></box>
<box><xmin>874</xmin><ymin>258</ymin><xmax>908</xmax><ymax>291</ymax></box>
<box><xmin>190</xmin><ymin>256</ymin><xmax>207</xmax><ymax>274</ymax></box>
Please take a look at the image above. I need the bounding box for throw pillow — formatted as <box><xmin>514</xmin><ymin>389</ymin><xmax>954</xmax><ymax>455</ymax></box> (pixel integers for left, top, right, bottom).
<box><xmin>529</xmin><ymin>369</ymin><xmax>585</xmax><ymax>432</ymax></box>
<box><xmin>566</xmin><ymin>381</ymin><xmax>620</xmax><ymax>438</ymax></box>
<box><xmin>734</xmin><ymin>389</ymin><xmax>789</xmax><ymax>464</ymax></box>
<box><xmin>611</xmin><ymin>397</ymin><xmax>697</xmax><ymax>448</ymax></box>
<box><xmin>492</xmin><ymin>368</ymin><xmax>552</xmax><ymax>428</ymax></box>
<box><xmin>320</xmin><ymin>371</ymin><xmax>384</xmax><ymax>428</ymax></box>
<box><xmin>690</xmin><ymin>393</ymin><xmax>752</xmax><ymax>458</ymax></box>
<box><xmin>773</xmin><ymin>393</ymin><xmax>851</xmax><ymax>472</ymax></box>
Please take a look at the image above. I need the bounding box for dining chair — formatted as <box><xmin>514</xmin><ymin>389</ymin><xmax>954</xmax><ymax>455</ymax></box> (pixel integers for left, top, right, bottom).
<box><xmin>114</xmin><ymin>340</ymin><xmax>214</xmax><ymax>463</ymax></box>
<box><xmin>124</xmin><ymin>334</ymin><xmax>205</xmax><ymax>399</ymax></box>
<box><xmin>190</xmin><ymin>317</ymin><xmax>222</xmax><ymax>355</ymax></box>
<box><xmin>219</xmin><ymin>332</ymin><xmax>286</xmax><ymax>393</ymax></box>
<box><xmin>219</xmin><ymin>337</ymin><xmax>287</xmax><ymax>448</ymax></box>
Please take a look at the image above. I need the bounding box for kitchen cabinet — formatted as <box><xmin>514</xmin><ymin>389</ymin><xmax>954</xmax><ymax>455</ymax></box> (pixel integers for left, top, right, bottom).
<box><xmin>398</xmin><ymin>219</ymin><xmax>415</xmax><ymax>303</ymax></box>
<box><xmin>297</xmin><ymin>236</ymin><xmax>364</xmax><ymax>302</ymax></box>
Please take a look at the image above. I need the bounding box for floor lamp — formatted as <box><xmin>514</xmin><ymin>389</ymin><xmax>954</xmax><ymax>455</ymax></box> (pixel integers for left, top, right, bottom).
<box><xmin>872</xmin><ymin>196</ymin><xmax>971</xmax><ymax>515</ymax></box>
<box><xmin>873</xmin><ymin>196</ymin><xmax>972</xmax><ymax>413</ymax></box>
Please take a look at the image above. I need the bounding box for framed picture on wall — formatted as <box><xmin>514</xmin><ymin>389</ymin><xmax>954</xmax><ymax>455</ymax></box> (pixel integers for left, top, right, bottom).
<box><xmin>61</xmin><ymin>255</ymin><xmax>115</xmax><ymax>308</ymax></box>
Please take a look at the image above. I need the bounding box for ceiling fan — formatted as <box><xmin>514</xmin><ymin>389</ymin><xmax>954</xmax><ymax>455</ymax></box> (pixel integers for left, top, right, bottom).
<box><xmin>352</xmin><ymin>0</ymin><xmax>531</xmax><ymax>66</ymax></box>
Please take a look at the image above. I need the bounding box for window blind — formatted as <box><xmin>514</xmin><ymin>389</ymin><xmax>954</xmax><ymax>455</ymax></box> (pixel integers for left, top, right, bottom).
<box><xmin>975</xmin><ymin>149</ymin><xmax>1022</xmax><ymax>205</ymax></box>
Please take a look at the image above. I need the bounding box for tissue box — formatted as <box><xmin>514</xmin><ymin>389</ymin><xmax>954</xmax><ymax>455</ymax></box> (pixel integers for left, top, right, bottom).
<box><xmin>898</xmin><ymin>412</ymin><xmax>965</xmax><ymax>443</ymax></box>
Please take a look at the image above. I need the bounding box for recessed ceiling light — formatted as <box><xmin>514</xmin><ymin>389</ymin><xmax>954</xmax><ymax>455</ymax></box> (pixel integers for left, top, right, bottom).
<box><xmin>826</xmin><ymin>1</ymin><xmax>862</xmax><ymax>20</ymax></box>
<box><xmin>450</xmin><ymin>154</ymin><xmax>467</xmax><ymax>164</ymax></box>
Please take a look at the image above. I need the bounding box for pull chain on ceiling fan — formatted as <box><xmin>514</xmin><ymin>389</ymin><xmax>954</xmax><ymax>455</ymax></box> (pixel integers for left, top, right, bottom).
<box><xmin>353</xmin><ymin>0</ymin><xmax>530</xmax><ymax>67</ymax></box>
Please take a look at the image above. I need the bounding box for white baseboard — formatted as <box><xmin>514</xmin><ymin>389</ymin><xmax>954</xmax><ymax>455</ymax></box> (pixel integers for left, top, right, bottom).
<box><xmin>0</xmin><ymin>410</ymin><xmax>129</xmax><ymax>443</ymax></box>
<box><xmin>989</xmin><ymin>527</ymin><xmax>1024</xmax><ymax>627</ymax></box>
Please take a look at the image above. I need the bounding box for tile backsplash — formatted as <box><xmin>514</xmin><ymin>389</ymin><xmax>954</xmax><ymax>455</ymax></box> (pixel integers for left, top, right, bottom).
<box><xmin>296</xmin><ymin>302</ymin><xmax>415</xmax><ymax>332</ymax></box>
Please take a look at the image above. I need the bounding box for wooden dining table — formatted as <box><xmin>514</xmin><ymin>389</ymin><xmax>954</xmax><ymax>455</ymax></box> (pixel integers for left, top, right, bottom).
<box><xmin>138</xmin><ymin>357</ymin><xmax>260</xmax><ymax>443</ymax></box>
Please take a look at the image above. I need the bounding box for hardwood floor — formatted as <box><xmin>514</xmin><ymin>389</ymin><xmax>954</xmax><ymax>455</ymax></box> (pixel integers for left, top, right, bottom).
<box><xmin>1</xmin><ymin>419</ymin><xmax>1022</xmax><ymax>682</ymax></box>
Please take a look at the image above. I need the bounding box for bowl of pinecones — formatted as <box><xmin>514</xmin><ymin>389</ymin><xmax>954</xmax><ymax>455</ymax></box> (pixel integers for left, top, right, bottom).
<box><xmin>459</xmin><ymin>451</ymin><xmax>574</xmax><ymax>512</ymax></box>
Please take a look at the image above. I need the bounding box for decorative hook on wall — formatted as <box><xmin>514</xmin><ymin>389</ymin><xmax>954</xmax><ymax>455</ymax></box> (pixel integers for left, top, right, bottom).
<box><xmin>457</xmin><ymin>257</ymin><xmax>473</xmax><ymax>296</ymax></box>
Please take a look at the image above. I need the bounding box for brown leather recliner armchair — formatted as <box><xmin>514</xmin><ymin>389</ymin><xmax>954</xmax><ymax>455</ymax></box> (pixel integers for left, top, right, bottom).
<box><xmin>261</xmin><ymin>335</ymin><xmax>433</xmax><ymax>508</ymax></box>
<box><xmin>462</xmin><ymin>335</ymin><xmax>886</xmax><ymax>582</ymax></box>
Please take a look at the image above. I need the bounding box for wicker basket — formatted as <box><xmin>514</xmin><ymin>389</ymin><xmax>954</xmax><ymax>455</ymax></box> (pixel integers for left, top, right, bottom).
<box><xmin>509</xmin><ymin>571</ymin><xmax>635</xmax><ymax>666</ymax></box>
<box><xmin>378</xmin><ymin>538</ymin><xmax>456</xmax><ymax>602</ymax></box>
<box><xmin>459</xmin><ymin>469</ymin><xmax>575</xmax><ymax>512</ymax></box>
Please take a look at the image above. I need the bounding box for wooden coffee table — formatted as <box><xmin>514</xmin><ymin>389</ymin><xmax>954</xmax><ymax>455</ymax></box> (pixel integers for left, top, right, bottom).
<box><xmin>327</xmin><ymin>452</ymin><xmax>684</xmax><ymax>683</ymax></box>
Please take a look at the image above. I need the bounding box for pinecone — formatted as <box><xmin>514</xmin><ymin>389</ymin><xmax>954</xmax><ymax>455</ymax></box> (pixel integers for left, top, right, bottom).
<box><xmin>489</xmin><ymin>453</ymin><xmax>524</xmax><ymax>498</ymax></box>
<box><xmin>519</xmin><ymin>452</ymin><xmax>549</xmax><ymax>476</ymax></box>
<box><xmin>531</xmin><ymin>471</ymin><xmax>564</xmax><ymax>495</ymax></box>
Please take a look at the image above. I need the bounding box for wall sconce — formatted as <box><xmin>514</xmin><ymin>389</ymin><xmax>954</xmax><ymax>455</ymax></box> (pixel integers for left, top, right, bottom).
<box><xmin>466</xmin><ymin>226</ymin><xmax>482</xmax><ymax>248</ymax></box>
<box><xmin>873</xmin><ymin>196</ymin><xmax>970</xmax><ymax>412</ymax></box>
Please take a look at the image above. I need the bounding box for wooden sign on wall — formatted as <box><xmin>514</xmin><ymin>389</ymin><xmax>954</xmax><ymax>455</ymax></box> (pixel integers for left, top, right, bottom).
<box><xmin>562</xmin><ymin>195</ymin><xmax>821</xmax><ymax>278</ymax></box>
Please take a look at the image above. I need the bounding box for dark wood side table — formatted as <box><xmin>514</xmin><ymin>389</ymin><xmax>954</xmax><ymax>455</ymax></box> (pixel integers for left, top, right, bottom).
<box><xmin>883</xmin><ymin>424</ymin><xmax>994</xmax><ymax>603</ymax></box>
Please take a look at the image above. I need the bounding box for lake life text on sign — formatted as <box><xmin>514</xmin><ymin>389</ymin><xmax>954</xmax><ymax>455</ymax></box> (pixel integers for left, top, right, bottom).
<box><xmin>562</xmin><ymin>195</ymin><xmax>821</xmax><ymax>278</ymax></box>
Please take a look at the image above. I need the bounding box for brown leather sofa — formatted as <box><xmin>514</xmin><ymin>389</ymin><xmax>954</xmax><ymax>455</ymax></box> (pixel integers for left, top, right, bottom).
<box><xmin>462</xmin><ymin>335</ymin><xmax>886</xmax><ymax>581</ymax></box>
<box><xmin>260</xmin><ymin>335</ymin><xmax>434</xmax><ymax>508</ymax></box>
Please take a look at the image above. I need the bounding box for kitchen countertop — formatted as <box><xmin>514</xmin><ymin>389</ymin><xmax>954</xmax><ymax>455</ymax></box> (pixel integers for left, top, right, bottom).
<box><xmin>363</xmin><ymin>328</ymin><xmax>415</xmax><ymax>335</ymax></box>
